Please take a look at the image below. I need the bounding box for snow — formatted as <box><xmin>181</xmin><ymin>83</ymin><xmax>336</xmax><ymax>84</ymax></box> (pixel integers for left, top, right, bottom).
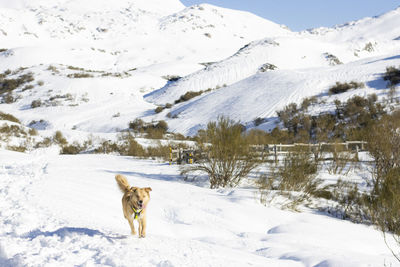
<box><xmin>1</xmin><ymin>1</ymin><xmax>400</xmax><ymax>265</ymax></box>
<box><xmin>0</xmin><ymin>148</ymin><xmax>399</xmax><ymax>266</ymax></box>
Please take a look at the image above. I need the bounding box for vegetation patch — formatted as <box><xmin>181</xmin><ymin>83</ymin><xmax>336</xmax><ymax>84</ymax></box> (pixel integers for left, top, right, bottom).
<box><xmin>246</xmin><ymin>93</ymin><xmax>385</xmax><ymax>145</ymax></box>
<box><xmin>328</xmin><ymin>81</ymin><xmax>365</xmax><ymax>95</ymax></box>
<box><xmin>129</xmin><ymin>119</ymin><xmax>169</xmax><ymax>139</ymax></box>
<box><xmin>162</xmin><ymin>75</ymin><xmax>181</xmax><ymax>82</ymax></box>
<box><xmin>154</xmin><ymin>88</ymin><xmax>218</xmax><ymax>114</ymax></box>
<box><xmin>0</xmin><ymin>112</ymin><xmax>20</xmax><ymax>123</ymax></box>
<box><xmin>67</xmin><ymin>73</ymin><xmax>94</xmax><ymax>79</ymax></box>
<box><xmin>0</xmin><ymin>71</ymin><xmax>34</xmax><ymax>94</ymax></box>
<box><xmin>324</xmin><ymin>53</ymin><xmax>343</xmax><ymax>65</ymax></box>
<box><xmin>259</xmin><ymin>63</ymin><xmax>277</xmax><ymax>72</ymax></box>
<box><xmin>384</xmin><ymin>66</ymin><xmax>400</xmax><ymax>87</ymax></box>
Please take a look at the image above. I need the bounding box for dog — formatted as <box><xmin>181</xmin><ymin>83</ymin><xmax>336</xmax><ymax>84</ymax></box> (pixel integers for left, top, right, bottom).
<box><xmin>115</xmin><ymin>174</ymin><xmax>152</xmax><ymax>238</ymax></box>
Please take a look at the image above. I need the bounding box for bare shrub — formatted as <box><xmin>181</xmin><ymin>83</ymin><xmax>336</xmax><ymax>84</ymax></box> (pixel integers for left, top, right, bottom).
<box><xmin>366</xmin><ymin>112</ymin><xmax>400</xmax><ymax>187</ymax></box>
<box><xmin>258</xmin><ymin>148</ymin><xmax>320</xmax><ymax>210</ymax></box>
<box><xmin>53</xmin><ymin>131</ymin><xmax>68</xmax><ymax>145</ymax></box>
<box><xmin>366</xmin><ymin>111</ymin><xmax>400</xmax><ymax>262</ymax></box>
<box><xmin>182</xmin><ymin>116</ymin><xmax>260</xmax><ymax>188</ymax></box>
<box><xmin>324</xmin><ymin>143</ymin><xmax>355</xmax><ymax>175</ymax></box>
<box><xmin>155</xmin><ymin>106</ymin><xmax>164</xmax><ymax>113</ymax></box>
<box><xmin>31</xmin><ymin>99</ymin><xmax>42</xmax><ymax>108</ymax></box>
<box><xmin>61</xmin><ymin>142</ymin><xmax>86</xmax><ymax>154</ymax></box>
<box><xmin>67</xmin><ymin>73</ymin><xmax>94</xmax><ymax>78</ymax></box>
<box><xmin>146</xmin><ymin>143</ymin><xmax>170</xmax><ymax>160</ymax></box>
<box><xmin>174</xmin><ymin>91</ymin><xmax>203</xmax><ymax>104</ymax></box>
<box><xmin>384</xmin><ymin>66</ymin><xmax>400</xmax><ymax>87</ymax></box>
<box><xmin>367</xmin><ymin>168</ymin><xmax>400</xmax><ymax>262</ymax></box>
<box><xmin>124</xmin><ymin>134</ymin><xmax>145</xmax><ymax>157</ymax></box>
<box><xmin>128</xmin><ymin>119</ymin><xmax>168</xmax><ymax>139</ymax></box>
<box><xmin>323</xmin><ymin>179</ymin><xmax>367</xmax><ymax>222</ymax></box>
<box><xmin>328</xmin><ymin>81</ymin><xmax>365</xmax><ymax>95</ymax></box>
<box><xmin>3</xmin><ymin>92</ymin><xmax>19</xmax><ymax>103</ymax></box>
<box><xmin>0</xmin><ymin>111</ymin><xmax>20</xmax><ymax>123</ymax></box>
<box><xmin>0</xmin><ymin>72</ymin><xmax>34</xmax><ymax>94</ymax></box>
<box><xmin>162</xmin><ymin>75</ymin><xmax>181</xmax><ymax>82</ymax></box>
<box><xmin>259</xmin><ymin>63</ymin><xmax>277</xmax><ymax>72</ymax></box>
<box><xmin>253</xmin><ymin>117</ymin><xmax>264</xmax><ymax>126</ymax></box>
<box><xmin>34</xmin><ymin>137</ymin><xmax>53</xmax><ymax>149</ymax></box>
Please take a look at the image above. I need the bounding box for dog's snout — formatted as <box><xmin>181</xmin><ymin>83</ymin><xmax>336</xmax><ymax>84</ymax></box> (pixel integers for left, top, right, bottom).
<box><xmin>138</xmin><ymin>200</ymin><xmax>143</xmax><ymax>204</ymax></box>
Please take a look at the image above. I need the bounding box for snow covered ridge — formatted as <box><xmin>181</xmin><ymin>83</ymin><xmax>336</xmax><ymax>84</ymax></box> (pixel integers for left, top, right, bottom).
<box><xmin>303</xmin><ymin>6</ymin><xmax>400</xmax><ymax>41</ymax></box>
<box><xmin>146</xmin><ymin>5</ymin><xmax>400</xmax><ymax>106</ymax></box>
<box><xmin>0</xmin><ymin>0</ymin><xmax>184</xmax><ymax>15</ymax></box>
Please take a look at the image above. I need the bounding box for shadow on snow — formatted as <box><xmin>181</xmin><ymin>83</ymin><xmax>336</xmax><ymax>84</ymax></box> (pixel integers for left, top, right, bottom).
<box><xmin>22</xmin><ymin>227</ymin><xmax>127</xmax><ymax>243</ymax></box>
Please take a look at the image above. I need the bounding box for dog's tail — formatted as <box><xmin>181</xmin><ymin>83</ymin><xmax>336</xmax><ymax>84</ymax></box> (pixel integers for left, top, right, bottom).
<box><xmin>115</xmin><ymin>174</ymin><xmax>131</xmax><ymax>193</ymax></box>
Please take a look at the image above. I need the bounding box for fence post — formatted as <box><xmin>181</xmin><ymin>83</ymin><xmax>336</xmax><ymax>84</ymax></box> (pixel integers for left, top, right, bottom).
<box><xmin>169</xmin><ymin>147</ymin><xmax>172</xmax><ymax>165</ymax></box>
<box><xmin>356</xmin><ymin>145</ymin><xmax>359</xmax><ymax>159</ymax></box>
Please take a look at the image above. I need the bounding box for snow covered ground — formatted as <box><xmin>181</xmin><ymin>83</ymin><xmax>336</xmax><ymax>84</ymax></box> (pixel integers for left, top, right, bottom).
<box><xmin>0</xmin><ymin>148</ymin><xmax>399</xmax><ymax>266</ymax></box>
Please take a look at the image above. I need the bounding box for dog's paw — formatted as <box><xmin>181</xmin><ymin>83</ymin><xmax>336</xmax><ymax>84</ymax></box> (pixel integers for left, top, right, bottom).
<box><xmin>131</xmin><ymin>231</ymin><xmax>137</xmax><ymax>235</ymax></box>
<box><xmin>139</xmin><ymin>234</ymin><xmax>146</xmax><ymax>238</ymax></box>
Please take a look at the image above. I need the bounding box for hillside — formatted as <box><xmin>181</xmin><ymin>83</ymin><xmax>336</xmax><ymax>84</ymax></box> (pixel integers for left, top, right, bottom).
<box><xmin>1</xmin><ymin>1</ymin><xmax>398</xmax><ymax>137</ymax></box>
<box><xmin>150</xmin><ymin>52</ymin><xmax>400</xmax><ymax>135</ymax></box>
<box><xmin>0</xmin><ymin>0</ymin><xmax>295</xmax><ymax>138</ymax></box>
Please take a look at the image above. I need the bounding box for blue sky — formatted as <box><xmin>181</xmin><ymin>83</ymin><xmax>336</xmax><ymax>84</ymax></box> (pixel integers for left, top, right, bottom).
<box><xmin>180</xmin><ymin>0</ymin><xmax>400</xmax><ymax>31</ymax></box>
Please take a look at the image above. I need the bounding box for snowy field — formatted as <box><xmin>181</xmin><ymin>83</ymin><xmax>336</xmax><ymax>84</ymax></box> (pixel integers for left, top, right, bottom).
<box><xmin>0</xmin><ymin>148</ymin><xmax>399</xmax><ymax>267</ymax></box>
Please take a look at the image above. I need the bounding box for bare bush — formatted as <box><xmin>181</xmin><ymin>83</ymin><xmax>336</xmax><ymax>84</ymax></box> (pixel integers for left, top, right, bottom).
<box><xmin>182</xmin><ymin>116</ymin><xmax>260</xmax><ymax>188</ymax></box>
<box><xmin>384</xmin><ymin>66</ymin><xmax>400</xmax><ymax>87</ymax></box>
<box><xmin>0</xmin><ymin>111</ymin><xmax>20</xmax><ymax>123</ymax></box>
<box><xmin>366</xmin><ymin>111</ymin><xmax>400</xmax><ymax>262</ymax></box>
<box><xmin>329</xmin><ymin>81</ymin><xmax>365</xmax><ymax>95</ymax></box>
<box><xmin>324</xmin><ymin>143</ymin><xmax>355</xmax><ymax>175</ymax></box>
<box><xmin>128</xmin><ymin>119</ymin><xmax>168</xmax><ymax>139</ymax></box>
<box><xmin>258</xmin><ymin>148</ymin><xmax>320</xmax><ymax>210</ymax></box>
<box><xmin>322</xmin><ymin>179</ymin><xmax>367</xmax><ymax>222</ymax></box>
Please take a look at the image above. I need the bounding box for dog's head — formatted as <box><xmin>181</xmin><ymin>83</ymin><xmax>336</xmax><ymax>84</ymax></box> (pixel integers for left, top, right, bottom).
<box><xmin>128</xmin><ymin>186</ymin><xmax>152</xmax><ymax>209</ymax></box>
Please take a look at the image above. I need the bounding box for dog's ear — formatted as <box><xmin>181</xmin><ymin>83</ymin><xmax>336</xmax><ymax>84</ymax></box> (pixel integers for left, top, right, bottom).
<box><xmin>130</xmin><ymin>187</ymin><xmax>138</xmax><ymax>192</ymax></box>
<box><xmin>144</xmin><ymin>187</ymin><xmax>152</xmax><ymax>193</ymax></box>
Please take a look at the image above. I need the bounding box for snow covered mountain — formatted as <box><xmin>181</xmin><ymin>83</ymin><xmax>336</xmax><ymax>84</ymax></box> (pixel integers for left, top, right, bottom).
<box><xmin>145</xmin><ymin>7</ymin><xmax>400</xmax><ymax>135</ymax></box>
<box><xmin>0</xmin><ymin>0</ymin><xmax>399</xmax><ymax>137</ymax></box>
<box><xmin>146</xmin><ymin>7</ymin><xmax>400</xmax><ymax>105</ymax></box>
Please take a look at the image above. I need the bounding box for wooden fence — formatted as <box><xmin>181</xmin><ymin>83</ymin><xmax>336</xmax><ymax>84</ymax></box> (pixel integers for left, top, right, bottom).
<box><xmin>169</xmin><ymin>141</ymin><xmax>368</xmax><ymax>164</ymax></box>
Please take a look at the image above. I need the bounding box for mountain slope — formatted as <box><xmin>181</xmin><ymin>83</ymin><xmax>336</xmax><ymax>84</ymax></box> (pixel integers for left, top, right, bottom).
<box><xmin>0</xmin><ymin>1</ymin><xmax>399</xmax><ymax>138</ymax></box>
<box><xmin>0</xmin><ymin>0</ymin><xmax>295</xmax><ymax>136</ymax></box>
<box><xmin>151</xmin><ymin>52</ymin><xmax>400</xmax><ymax>136</ymax></box>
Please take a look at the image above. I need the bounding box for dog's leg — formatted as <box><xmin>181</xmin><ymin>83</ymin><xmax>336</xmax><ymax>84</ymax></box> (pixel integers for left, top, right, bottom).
<box><xmin>127</xmin><ymin>218</ymin><xmax>136</xmax><ymax>235</ymax></box>
<box><xmin>139</xmin><ymin>218</ymin><xmax>146</xmax><ymax>238</ymax></box>
<box><xmin>138</xmin><ymin>219</ymin><xmax>143</xmax><ymax>238</ymax></box>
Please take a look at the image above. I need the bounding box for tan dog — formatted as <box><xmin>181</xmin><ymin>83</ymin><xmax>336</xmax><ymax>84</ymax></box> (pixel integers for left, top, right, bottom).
<box><xmin>115</xmin><ymin>174</ymin><xmax>152</xmax><ymax>238</ymax></box>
